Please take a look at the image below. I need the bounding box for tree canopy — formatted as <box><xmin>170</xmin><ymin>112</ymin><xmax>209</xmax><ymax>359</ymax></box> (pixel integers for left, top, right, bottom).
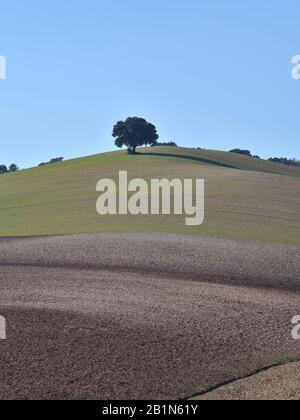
<box><xmin>113</xmin><ymin>117</ymin><xmax>159</xmax><ymax>154</ymax></box>
<box><xmin>0</xmin><ymin>164</ymin><xmax>19</xmax><ymax>174</ymax></box>
<box><xmin>9</xmin><ymin>163</ymin><xmax>19</xmax><ymax>172</ymax></box>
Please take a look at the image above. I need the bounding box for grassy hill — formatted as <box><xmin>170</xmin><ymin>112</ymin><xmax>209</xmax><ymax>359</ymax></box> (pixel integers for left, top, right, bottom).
<box><xmin>0</xmin><ymin>147</ymin><xmax>299</xmax><ymax>245</ymax></box>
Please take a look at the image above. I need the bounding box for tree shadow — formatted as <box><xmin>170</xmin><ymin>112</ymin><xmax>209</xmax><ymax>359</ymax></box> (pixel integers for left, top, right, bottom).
<box><xmin>136</xmin><ymin>151</ymin><xmax>237</xmax><ymax>169</ymax></box>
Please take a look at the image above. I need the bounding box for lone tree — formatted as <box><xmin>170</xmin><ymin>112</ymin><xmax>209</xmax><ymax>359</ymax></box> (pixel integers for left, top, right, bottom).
<box><xmin>9</xmin><ymin>163</ymin><xmax>19</xmax><ymax>172</ymax></box>
<box><xmin>113</xmin><ymin>117</ymin><xmax>159</xmax><ymax>154</ymax></box>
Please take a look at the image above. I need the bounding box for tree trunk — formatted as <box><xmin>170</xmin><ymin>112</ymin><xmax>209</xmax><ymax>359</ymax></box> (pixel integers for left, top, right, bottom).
<box><xmin>128</xmin><ymin>146</ymin><xmax>136</xmax><ymax>154</ymax></box>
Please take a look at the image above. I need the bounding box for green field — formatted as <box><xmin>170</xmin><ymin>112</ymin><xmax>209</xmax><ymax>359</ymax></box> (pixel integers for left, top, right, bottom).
<box><xmin>0</xmin><ymin>147</ymin><xmax>299</xmax><ymax>245</ymax></box>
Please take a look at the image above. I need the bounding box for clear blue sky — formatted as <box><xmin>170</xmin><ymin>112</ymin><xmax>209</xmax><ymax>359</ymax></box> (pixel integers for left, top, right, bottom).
<box><xmin>0</xmin><ymin>0</ymin><xmax>299</xmax><ymax>168</ymax></box>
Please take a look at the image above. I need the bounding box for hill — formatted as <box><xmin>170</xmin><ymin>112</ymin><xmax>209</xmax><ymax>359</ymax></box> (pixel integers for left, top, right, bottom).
<box><xmin>0</xmin><ymin>147</ymin><xmax>299</xmax><ymax>244</ymax></box>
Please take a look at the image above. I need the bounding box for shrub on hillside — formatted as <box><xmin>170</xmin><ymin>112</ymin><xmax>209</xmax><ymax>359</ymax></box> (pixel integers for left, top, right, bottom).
<box><xmin>0</xmin><ymin>164</ymin><xmax>20</xmax><ymax>174</ymax></box>
<box><xmin>268</xmin><ymin>157</ymin><xmax>300</xmax><ymax>167</ymax></box>
<box><xmin>0</xmin><ymin>165</ymin><xmax>8</xmax><ymax>174</ymax></box>
<box><xmin>229</xmin><ymin>149</ymin><xmax>252</xmax><ymax>156</ymax></box>
<box><xmin>49</xmin><ymin>157</ymin><xmax>64</xmax><ymax>164</ymax></box>
<box><xmin>39</xmin><ymin>157</ymin><xmax>64</xmax><ymax>167</ymax></box>
<box><xmin>9</xmin><ymin>163</ymin><xmax>19</xmax><ymax>172</ymax></box>
<box><xmin>153</xmin><ymin>142</ymin><xmax>178</xmax><ymax>147</ymax></box>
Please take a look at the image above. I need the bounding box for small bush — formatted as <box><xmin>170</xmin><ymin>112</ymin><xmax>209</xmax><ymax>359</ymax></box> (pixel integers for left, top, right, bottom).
<box><xmin>153</xmin><ymin>142</ymin><xmax>178</xmax><ymax>147</ymax></box>
<box><xmin>39</xmin><ymin>157</ymin><xmax>64</xmax><ymax>167</ymax></box>
<box><xmin>229</xmin><ymin>149</ymin><xmax>252</xmax><ymax>156</ymax></box>
<box><xmin>268</xmin><ymin>157</ymin><xmax>300</xmax><ymax>167</ymax></box>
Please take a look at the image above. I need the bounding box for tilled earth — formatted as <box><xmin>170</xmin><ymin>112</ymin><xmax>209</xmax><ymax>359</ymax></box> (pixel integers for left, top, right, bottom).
<box><xmin>192</xmin><ymin>362</ymin><xmax>300</xmax><ymax>400</ymax></box>
<box><xmin>0</xmin><ymin>233</ymin><xmax>299</xmax><ymax>400</ymax></box>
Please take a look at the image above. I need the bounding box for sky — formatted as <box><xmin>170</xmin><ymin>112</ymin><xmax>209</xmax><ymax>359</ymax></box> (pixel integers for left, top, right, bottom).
<box><xmin>0</xmin><ymin>0</ymin><xmax>299</xmax><ymax>168</ymax></box>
